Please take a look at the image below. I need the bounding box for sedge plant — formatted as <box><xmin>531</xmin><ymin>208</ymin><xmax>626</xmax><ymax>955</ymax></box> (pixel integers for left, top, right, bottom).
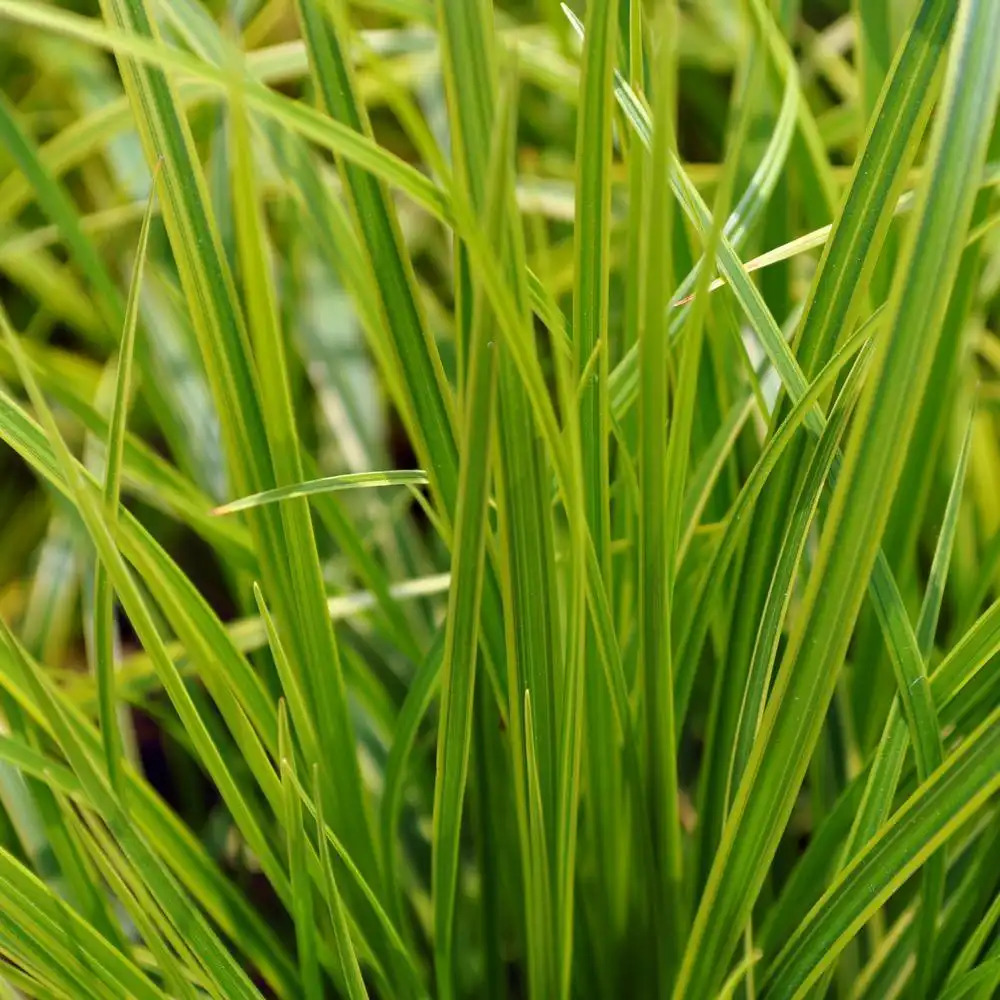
<box><xmin>0</xmin><ymin>0</ymin><xmax>1000</xmax><ymax>997</ymax></box>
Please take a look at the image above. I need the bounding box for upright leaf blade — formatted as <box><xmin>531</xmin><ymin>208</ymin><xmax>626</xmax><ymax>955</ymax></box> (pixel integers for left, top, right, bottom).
<box><xmin>91</xmin><ymin>168</ymin><xmax>158</xmax><ymax>797</ymax></box>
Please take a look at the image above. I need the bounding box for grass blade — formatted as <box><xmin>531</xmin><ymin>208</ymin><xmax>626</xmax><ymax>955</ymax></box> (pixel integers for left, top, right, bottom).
<box><xmin>429</xmin><ymin>58</ymin><xmax>510</xmax><ymax>1000</ymax></box>
<box><xmin>91</xmin><ymin>169</ymin><xmax>158</xmax><ymax>797</ymax></box>
<box><xmin>314</xmin><ymin>765</ymin><xmax>370</xmax><ymax>1000</ymax></box>
<box><xmin>568</xmin><ymin>3</ymin><xmax>621</xmax><ymax>976</ymax></box>
<box><xmin>213</xmin><ymin>470</ymin><xmax>429</xmax><ymax>514</ymax></box>
<box><xmin>916</xmin><ymin>414</ymin><xmax>975</xmax><ymax>659</ymax></box>
<box><xmin>278</xmin><ymin>705</ymin><xmax>322</xmax><ymax>1000</ymax></box>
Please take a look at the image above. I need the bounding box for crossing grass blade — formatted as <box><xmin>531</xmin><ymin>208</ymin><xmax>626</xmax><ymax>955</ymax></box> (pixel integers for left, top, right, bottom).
<box><xmin>213</xmin><ymin>470</ymin><xmax>429</xmax><ymax>514</ymax></box>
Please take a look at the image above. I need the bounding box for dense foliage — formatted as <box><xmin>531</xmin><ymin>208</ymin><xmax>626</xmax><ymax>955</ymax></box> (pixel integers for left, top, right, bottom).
<box><xmin>1</xmin><ymin>0</ymin><xmax>1000</xmax><ymax>997</ymax></box>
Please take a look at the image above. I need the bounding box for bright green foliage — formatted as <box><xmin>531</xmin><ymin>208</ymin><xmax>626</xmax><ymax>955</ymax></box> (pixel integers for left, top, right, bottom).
<box><xmin>0</xmin><ymin>0</ymin><xmax>999</xmax><ymax>998</ymax></box>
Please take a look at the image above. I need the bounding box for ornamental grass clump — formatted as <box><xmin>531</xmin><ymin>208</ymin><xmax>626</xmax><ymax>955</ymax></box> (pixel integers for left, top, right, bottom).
<box><xmin>0</xmin><ymin>0</ymin><xmax>999</xmax><ymax>997</ymax></box>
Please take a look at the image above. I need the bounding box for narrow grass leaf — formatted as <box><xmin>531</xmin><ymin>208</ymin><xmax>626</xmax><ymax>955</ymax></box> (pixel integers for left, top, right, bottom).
<box><xmin>213</xmin><ymin>470</ymin><xmax>429</xmax><ymax>514</ymax></box>
<box><xmin>92</xmin><ymin>170</ymin><xmax>158</xmax><ymax>797</ymax></box>
<box><xmin>314</xmin><ymin>766</ymin><xmax>370</xmax><ymax>1000</ymax></box>
<box><xmin>279</xmin><ymin>705</ymin><xmax>322</xmax><ymax>1000</ymax></box>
